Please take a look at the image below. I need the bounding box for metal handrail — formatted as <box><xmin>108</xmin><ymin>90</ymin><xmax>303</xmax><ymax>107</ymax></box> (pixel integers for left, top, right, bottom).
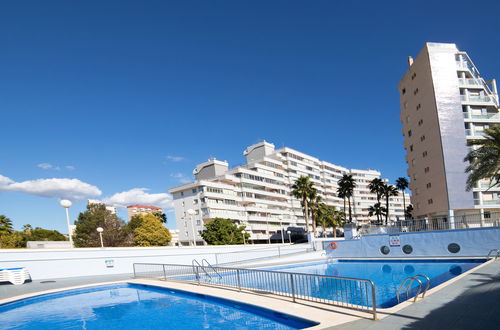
<box><xmin>413</xmin><ymin>274</ymin><xmax>431</xmax><ymax>298</ymax></box>
<box><xmin>192</xmin><ymin>259</ymin><xmax>212</xmax><ymax>280</ymax></box>
<box><xmin>201</xmin><ymin>259</ymin><xmax>222</xmax><ymax>279</ymax></box>
<box><xmin>487</xmin><ymin>249</ymin><xmax>500</xmax><ymax>260</ymax></box>
<box><xmin>397</xmin><ymin>276</ymin><xmax>423</xmax><ymax>303</ymax></box>
<box><xmin>133</xmin><ymin>262</ymin><xmax>378</xmax><ymax>320</ymax></box>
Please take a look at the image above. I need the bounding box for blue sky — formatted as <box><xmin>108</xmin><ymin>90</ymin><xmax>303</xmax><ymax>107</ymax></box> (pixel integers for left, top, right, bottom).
<box><xmin>1</xmin><ymin>0</ymin><xmax>499</xmax><ymax>233</ymax></box>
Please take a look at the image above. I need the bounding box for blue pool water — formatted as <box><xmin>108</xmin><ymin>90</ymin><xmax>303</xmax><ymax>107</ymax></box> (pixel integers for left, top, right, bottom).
<box><xmin>0</xmin><ymin>283</ymin><xmax>317</xmax><ymax>329</ymax></box>
<box><xmin>271</xmin><ymin>259</ymin><xmax>485</xmax><ymax>307</ymax></box>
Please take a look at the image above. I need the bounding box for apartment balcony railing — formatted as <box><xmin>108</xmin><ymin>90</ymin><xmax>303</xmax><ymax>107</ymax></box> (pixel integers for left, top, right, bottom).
<box><xmin>465</xmin><ymin>129</ymin><xmax>485</xmax><ymax>137</ymax></box>
<box><xmin>463</xmin><ymin>112</ymin><xmax>500</xmax><ymax>120</ymax></box>
<box><xmin>461</xmin><ymin>95</ymin><xmax>495</xmax><ymax>103</ymax></box>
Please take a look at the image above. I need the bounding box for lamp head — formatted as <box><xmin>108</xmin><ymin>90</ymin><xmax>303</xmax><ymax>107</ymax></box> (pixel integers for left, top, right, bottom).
<box><xmin>60</xmin><ymin>199</ymin><xmax>72</xmax><ymax>208</ymax></box>
<box><xmin>96</xmin><ymin>227</ymin><xmax>104</xmax><ymax>233</ymax></box>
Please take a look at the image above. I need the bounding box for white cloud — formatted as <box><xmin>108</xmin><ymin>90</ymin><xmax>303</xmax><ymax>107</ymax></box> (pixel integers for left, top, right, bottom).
<box><xmin>166</xmin><ymin>155</ymin><xmax>186</xmax><ymax>162</ymax></box>
<box><xmin>103</xmin><ymin>188</ymin><xmax>172</xmax><ymax>209</ymax></box>
<box><xmin>37</xmin><ymin>163</ymin><xmax>75</xmax><ymax>171</ymax></box>
<box><xmin>37</xmin><ymin>163</ymin><xmax>56</xmax><ymax>170</ymax></box>
<box><xmin>0</xmin><ymin>174</ymin><xmax>101</xmax><ymax>201</ymax></box>
<box><xmin>170</xmin><ymin>172</ymin><xmax>190</xmax><ymax>184</ymax></box>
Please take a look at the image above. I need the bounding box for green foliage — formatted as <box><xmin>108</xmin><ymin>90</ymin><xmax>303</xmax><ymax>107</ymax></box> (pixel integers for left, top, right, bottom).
<box><xmin>291</xmin><ymin>176</ymin><xmax>316</xmax><ymax>233</ymax></box>
<box><xmin>152</xmin><ymin>211</ymin><xmax>167</xmax><ymax>223</ymax></box>
<box><xmin>465</xmin><ymin>125</ymin><xmax>500</xmax><ymax>190</ymax></box>
<box><xmin>405</xmin><ymin>205</ymin><xmax>414</xmax><ymax>219</ymax></box>
<box><xmin>28</xmin><ymin>227</ymin><xmax>67</xmax><ymax>241</ymax></box>
<box><xmin>1</xmin><ymin>231</ymin><xmax>26</xmax><ymax>249</ymax></box>
<box><xmin>201</xmin><ymin>218</ymin><xmax>249</xmax><ymax>245</ymax></box>
<box><xmin>133</xmin><ymin>214</ymin><xmax>172</xmax><ymax>246</ymax></box>
<box><xmin>368</xmin><ymin>203</ymin><xmax>387</xmax><ymax>224</ymax></box>
<box><xmin>0</xmin><ymin>214</ymin><xmax>14</xmax><ymax>248</ymax></box>
<box><xmin>382</xmin><ymin>184</ymin><xmax>398</xmax><ymax>224</ymax></box>
<box><xmin>73</xmin><ymin>204</ymin><xmax>129</xmax><ymax>247</ymax></box>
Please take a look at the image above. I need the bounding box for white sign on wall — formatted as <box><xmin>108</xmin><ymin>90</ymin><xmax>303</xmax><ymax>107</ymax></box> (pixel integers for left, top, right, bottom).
<box><xmin>389</xmin><ymin>235</ymin><xmax>400</xmax><ymax>247</ymax></box>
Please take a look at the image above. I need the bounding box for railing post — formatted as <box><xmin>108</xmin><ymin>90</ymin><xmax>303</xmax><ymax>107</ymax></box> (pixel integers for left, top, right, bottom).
<box><xmin>237</xmin><ymin>269</ymin><xmax>241</xmax><ymax>291</ymax></box>
<box><xmin>196</xmin><ymin>266</ymin><xmax>200</xmax><ymax>285</ymax></box>
<box><xmin>370</xmin><ymin>281</ymin><xmax>377</xmax><ymax>320</ymax></box>
<box><xmin>290</xmin><ymin>274</ymin><xmax>296</xmax><ymax>302</ymax></box>
<box><xmin>162</xmin><ymin>264</ymin><xmax>166</xmax><ymax>281</ymax></box>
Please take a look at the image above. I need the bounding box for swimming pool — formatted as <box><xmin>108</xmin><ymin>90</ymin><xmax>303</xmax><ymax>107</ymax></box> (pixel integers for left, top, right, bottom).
<box><xmin>0</xmin><ymin>283</ymin><xmax>317</xmax><ymax>329</ymax></box>
<box><xmin>270</xmin><ymin>259</ymin><xmax>486</xmax><ymax>307</ymax></box>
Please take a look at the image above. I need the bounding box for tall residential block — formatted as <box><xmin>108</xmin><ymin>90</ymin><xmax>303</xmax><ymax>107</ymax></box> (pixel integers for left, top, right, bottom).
<box><xmin>126</xmin><ymin>204</ymin><xmax>163</xmax><ymax>221</ymax></box>
<box><xmin>169</xmin><ymin>141</ymin><xmax>409</xmax><ymax>245</ymax></box>
<box><xmin>399</xmin><ymin>42</ymin><xmax>499</xmax><ymax>218</ymax></box>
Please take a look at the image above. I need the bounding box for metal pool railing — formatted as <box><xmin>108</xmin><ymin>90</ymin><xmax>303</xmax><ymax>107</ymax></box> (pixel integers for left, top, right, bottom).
<box><xmin>133</xmin><ymin>263</ymin><xmax>378</xmax><ymax>320</ymax></box>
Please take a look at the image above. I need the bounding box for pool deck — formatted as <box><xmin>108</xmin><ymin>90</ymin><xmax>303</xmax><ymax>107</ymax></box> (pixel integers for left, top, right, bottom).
<box><xmin>1</xmin><ymin>260</ymin><xmax>499</xmax><ymax>329</ymax></box>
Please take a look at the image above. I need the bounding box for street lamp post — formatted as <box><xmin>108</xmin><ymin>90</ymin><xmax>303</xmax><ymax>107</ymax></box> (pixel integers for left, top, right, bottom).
<box><xmin>241</xmin><ymin>230</ymin><xmax>246</xmax><ymax>245</ymax></box>
<box><xmin>278</xmin><ymin>216</ymin><xmax>284</xmax><ymax>244</ymax></box>
<box><xmin>96</xmin><ymin>227</ymin><xmax>104</xmax><ymax>248</ymax></box>
<box><xmin>59</xmin><ymin>199</ymin><xmax>73</xmax><ymax>248</ymax></box>
<box><xmin>287</xmin><ymin>230</ymin><xmax>292</xmax><ymax>245</ymax></box>
<box><xmin>187</xmin><ymin>209</ymin><xmax>197</xmax><ymax>246</ymax></box>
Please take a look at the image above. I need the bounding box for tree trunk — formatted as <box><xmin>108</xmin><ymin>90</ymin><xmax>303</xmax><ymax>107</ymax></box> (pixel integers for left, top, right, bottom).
<box><xmin>312</xmin><ymin>212</ymin><xmax>317</xmax><ymax>235</ymax></box>
<box><xmin>348</xmin><ymin>196</ymin><xmax>352</xmax><ymax>223</ymax></box>
<box><xmin>304</xmin><ymin>198</ymin><xmax>310</xmax><ymax>233</ymax></box>
<box><xmin>402</xmin><ymin>190</ymin><xmax>406</xmax><ymax>220</ymax></box>
<box><xmin>333</xmin><ymin>226</ymin><xmax>337</xmax><ymax>238</ymax></box>
<box><xmin>385</xmin><ymin>195</ymin><xmax>390</xmax><ymax>225</ymax></box>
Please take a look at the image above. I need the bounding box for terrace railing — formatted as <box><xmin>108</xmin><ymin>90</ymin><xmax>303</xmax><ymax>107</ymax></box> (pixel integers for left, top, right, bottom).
<box><xmin>133</xmin><ymin>262</ymin><xmax>377</xmax><ymax>320</ymax></box>
<box><xmin>359</xmin><ymin>212</ymin><xmax>500</xmax><ymax>236</ymax></box>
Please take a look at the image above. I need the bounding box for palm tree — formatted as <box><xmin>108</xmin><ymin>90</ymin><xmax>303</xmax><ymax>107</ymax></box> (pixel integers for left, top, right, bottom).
<box><xmin>382</xmin><ymin>184</ymin><xmax>398</xmax><ymax>225</ymax></box>
<box><xmin>23</xmin><ymin>224</ymin><xmax>33</xmax><ymax>235</ymax></box>
<box><xmin>0</xmin><ymin>215</ymin><xmax>14</xmax><ymax>249</ymax></box>
<box><xmin>329</xmin><ymin>206</ymin><xmax>346</xmax><ymax>238</ymax></box>
<box><xmin>405</xmin><ymin>205</ymin><xmax>414</xmax><ymax>219</ymax></box>
<box><xmin>291</xmin><ymin>176</ymin><xmax>315</xmax><ymax>233</ymax></box>
<box><xmin>308</xmin><ymin>190</ymin><xmax>321</xmax><ymax>235</ymax></box>
<box><xmin>337</xmin><ymin>174</ymin><xmax>356</xmax><ymax>223</ymax></box>
<box><xmin>314</xmin><ymin>202</ymin><xmax>329</xmax><ymax>237</ymax></box>
<box><xmin>395</xmin><ymin>177</ymin><xmax>409</xmax><ymax>219</ymax></box>
<box><xmin>368</xmin><ymin>178</ymin><xmax>385</xmax><ymax>222</ymax></box>
<box><xmin>464</xmin><ymin>125</ymin><xmax>500</xmax><ymax>190</ymax></box>
<box><xmin>368</xmin><ymin>203</ymin><xmax>386</xmax><ymax>224</ymax></box>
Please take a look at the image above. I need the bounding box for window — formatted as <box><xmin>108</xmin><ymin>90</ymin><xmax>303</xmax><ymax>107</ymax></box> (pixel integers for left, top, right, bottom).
<box><xmin>422</xmin><ymin>151</ymin><xmax>428</xmax><ymax>157</ymax></box>
<box><xmin>414</xmin><ymin>88</ymin><xmax>419</xmax><ymax>95</ymax></box>
<box><xmin>418</xmin><ymin>119</ymin><xmax>423</xmax><ymax>126</ymax></box>
<box><xmin>420</xmin><ymin>135</ymin><xmax>426</xmax><ymax>142</ymax></box>
<box><xmin>411</xmin><ymin>72</ymin><xmax>417</xmax><ymax>80</ymax></box>
<box><xmin>193</xmin><ymin>199</ymin><xmax>198</xmax><ymax>204</ymax></box>
<box><xmin>408</xmin><ymin>130</ymin><xmax>412</xmax><ymax>137</ymax></box>
<box><xmin>424</xmin><ymin>167</ymin><xmax>430</xmax><ymax>173</ymax></box>
<box><xmin>416</xmin><ymin>104</ymin><xmax>421</xmax><ymax>110</ymax></box>
<box><xmin>180</xmin><ymin>192</ymin><xmax>184</xmax><ymax>196</ymax></box>
<box><xmin>428</xmin><ymin>199</ymin><xmax>433</xmax><ymax>204</ymax></box>
<box><xmin>410</xmin><ymin>145</ymin><xmax>413</xmax><ymax>152</ymax></box>
<box><xmin>402</xmin><ymin>88</ymin><xmax>406</xmax><ymax>95</ymax></box>
<box><xmin>426</xmin><ymin>182</ymin><xmax>432</xmax><ymax>189</ymax></box>
<box><xmin>192</xmin><ymin>188</ymin><xmax>197</xmax><ymax>193</ymax></box>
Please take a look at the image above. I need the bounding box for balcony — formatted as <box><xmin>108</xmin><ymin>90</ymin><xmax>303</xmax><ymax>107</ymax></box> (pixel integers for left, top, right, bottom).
<box><xmin>463</xmin><ymin>112</ymin><xmax>500</xmax><ymax>120</ymax></box>
<box><xmin>474</xmin><ymin>200</ymin><xmax>500</xmax><ymax>205</ymax></box>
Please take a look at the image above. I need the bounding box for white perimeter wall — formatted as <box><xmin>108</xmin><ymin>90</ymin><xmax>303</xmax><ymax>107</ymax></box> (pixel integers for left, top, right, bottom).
<box><xmin>324</xmin><ymin>227</ymin><xmax>500</xmax><ymax>258</ymax></box>
<box><xmin>0</xmin><ymin>244</ymin><xmax>308</xmax><ymax>280</ymax></box>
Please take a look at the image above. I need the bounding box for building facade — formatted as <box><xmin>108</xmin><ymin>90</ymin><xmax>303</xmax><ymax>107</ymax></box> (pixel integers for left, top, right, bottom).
<box><xmin>169</xmin><ymin>141</ymin><xmax>409</xmax><ymax>245</ymax></box>
<box><xmin>126</xmin><ymin>205</ymin><xmax>163</xmax><ymax>221</ymax></box>
<box><xmin>399</xmin><ymin>42</ymin><xmax>499</xmax><ymax>218</ymax></box>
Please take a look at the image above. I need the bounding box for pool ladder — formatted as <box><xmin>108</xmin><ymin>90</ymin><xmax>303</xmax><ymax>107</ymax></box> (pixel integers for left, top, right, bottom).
<box><xmin>487</xmin><ymin>249</ymin><xmax>500</xmax><ymax>260</ymax></box>
<box><xmin>396</xmin><ymin>274</ymin><xmax>431</xmax><ymax>303</ymax></box>
<box><xmin>192</xmin><ymin>259</ymin><xmax>222</xmax><ymax>281</ymax></box>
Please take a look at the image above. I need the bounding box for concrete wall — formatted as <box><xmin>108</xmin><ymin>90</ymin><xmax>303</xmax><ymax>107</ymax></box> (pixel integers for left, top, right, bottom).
<box><xmin>0</xmin><ymin>244</ymin><xmax>309</xmax><ymax>280</ymax></box>
<box><xmin>324</xmin><ymin>227</ymin><xmax>500</xmax><ymax>258</ymax></box>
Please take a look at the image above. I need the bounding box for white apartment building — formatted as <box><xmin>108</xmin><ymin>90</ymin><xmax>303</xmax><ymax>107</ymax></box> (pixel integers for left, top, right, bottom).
<box><xmin>169</xmin><ymin>141</ymin><xmax>409</xmax><ymax>245</ymax></box>
<box><xmin>126</xmin><ymin>205</ymin><xmax>163</xmax><ymax>221</ymax></box>
<box><xmin>399</xmin><ymin>42</ymin><xmax>499</xmax><ymax>218</ymax></box>
<box><xmin>87</xmin><ymin>199</ymin><xmax>117</xmax><ymax>214</ymax></box>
